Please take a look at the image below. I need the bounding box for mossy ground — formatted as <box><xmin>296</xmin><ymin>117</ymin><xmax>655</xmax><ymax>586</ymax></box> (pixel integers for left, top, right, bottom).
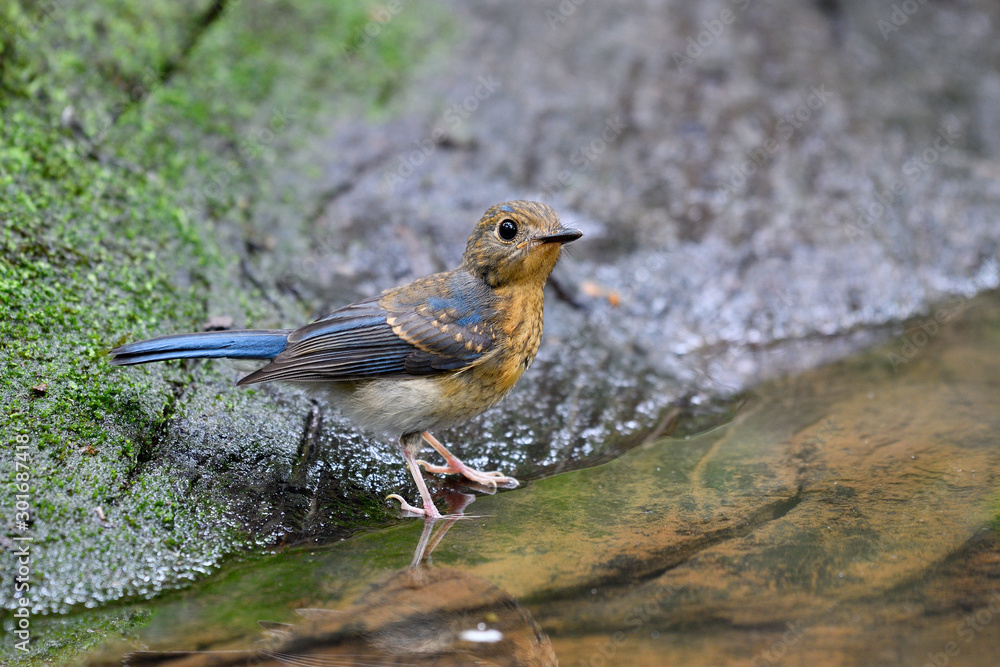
<box><xmin>1</xmin><ymin>0</ymin><xmax>448</xmax><ymax>662</ymax></box>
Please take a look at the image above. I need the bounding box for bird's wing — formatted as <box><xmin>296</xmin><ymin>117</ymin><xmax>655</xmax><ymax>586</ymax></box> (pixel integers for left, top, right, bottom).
<box><xmin>236</xmin><ymin>272</ymin><xmax>497</xmax><ymax>385</ymax></box>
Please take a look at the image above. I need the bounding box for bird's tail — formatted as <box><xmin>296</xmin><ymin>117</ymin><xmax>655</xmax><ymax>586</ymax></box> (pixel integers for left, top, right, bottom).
<box><xmin>109</xmin><ymin>330</ymin><xmax>291</xmax><ymax>366</ymax></box>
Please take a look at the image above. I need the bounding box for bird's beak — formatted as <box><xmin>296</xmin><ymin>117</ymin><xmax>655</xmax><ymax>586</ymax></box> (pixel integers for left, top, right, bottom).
<box><xmin>534</xmin><ymin>228</ymin><xmax>583</xmax><ymax>245</ymax></box>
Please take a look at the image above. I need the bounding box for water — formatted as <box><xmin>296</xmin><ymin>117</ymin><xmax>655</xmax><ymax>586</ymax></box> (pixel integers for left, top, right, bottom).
<box><xmin>65</xmin><ymin>291</ymin><xmax>1000</xmax><ymax>665</ymax></box>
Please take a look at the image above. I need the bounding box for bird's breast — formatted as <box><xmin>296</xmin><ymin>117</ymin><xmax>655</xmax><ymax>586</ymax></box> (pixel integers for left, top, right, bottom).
<box><xmin>324</xmin><ymin>282</ymin><xmax>547</xmax><ymax>435</ymax></box>
<box><xmin>482</xmin><ymin>282</ymin><xmax>546</xmax><ymax>394</ymax></box>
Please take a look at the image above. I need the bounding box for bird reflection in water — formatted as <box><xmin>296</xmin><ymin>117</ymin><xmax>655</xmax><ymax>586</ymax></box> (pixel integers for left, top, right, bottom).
<box><xmin>122</xmin><ymin>489</ymin><xmax>556</xmax><ymax>667</ymax></box>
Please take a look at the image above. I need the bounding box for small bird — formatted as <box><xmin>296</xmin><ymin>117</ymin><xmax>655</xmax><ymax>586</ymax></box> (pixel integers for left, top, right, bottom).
<box><xmin>110</xmin><ymin>201</ymin><xmax>581</xmax><ymax>519</ymax></box>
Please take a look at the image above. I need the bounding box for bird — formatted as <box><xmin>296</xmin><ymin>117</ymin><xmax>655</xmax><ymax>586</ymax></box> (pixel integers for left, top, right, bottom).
<box><xmin>109</xmin><ymin>201</ymin><xmax>582</xmax><ymax>519</ymax></box>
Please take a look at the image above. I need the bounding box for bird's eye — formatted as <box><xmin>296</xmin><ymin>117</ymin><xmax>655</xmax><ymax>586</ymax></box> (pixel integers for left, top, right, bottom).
<box><xmin>498</xmin><ymin>219</ymin><xmax>518</xmax><ymax>241</ymax></box>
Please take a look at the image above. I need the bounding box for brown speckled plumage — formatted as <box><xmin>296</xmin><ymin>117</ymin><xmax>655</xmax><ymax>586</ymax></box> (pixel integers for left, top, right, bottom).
<box><xmin>110</xmin><ymin>201</ymin><xmax>581</xmax><ymax>518</ymax></box>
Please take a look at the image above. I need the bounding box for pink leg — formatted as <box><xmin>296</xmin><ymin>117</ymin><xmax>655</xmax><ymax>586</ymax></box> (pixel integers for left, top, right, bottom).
<box><xmin>416</xmin><ymin>431</ymin><xmax>519</xmax><ymax>489</ymax></box>
<box><xmin>387</xmin><ymin>434</ymin><xmax>443</xmax><ymax>519</ymax></box>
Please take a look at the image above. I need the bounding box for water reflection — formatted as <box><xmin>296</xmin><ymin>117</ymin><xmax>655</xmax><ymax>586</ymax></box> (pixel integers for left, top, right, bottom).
<box><xmin>122</xmin><ymin>490</ymin><xmax>555</xmax><ymax>666</ymax></box>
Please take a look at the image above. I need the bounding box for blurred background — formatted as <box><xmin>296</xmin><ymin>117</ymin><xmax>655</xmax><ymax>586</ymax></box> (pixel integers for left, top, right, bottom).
<box><xmin>2</xmin><ymin>0</ymin><xmax>999</xmax><ymax>664</ymax></box>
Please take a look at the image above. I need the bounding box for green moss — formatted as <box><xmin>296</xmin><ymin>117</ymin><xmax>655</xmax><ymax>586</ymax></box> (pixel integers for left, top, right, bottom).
<box><xmin>1</xmin><ymin>111</ymin><xmax>205</xmax><ymax>433</ymax></box>
<box><xmin>20</xmin><ymin>607</ymin><xmax>153</xmax><ymax>665</ymax></box>
<box><xmin>1</xmin><ymin>0</ymin><xmax>450</xmax><ymax>662</ymax></box>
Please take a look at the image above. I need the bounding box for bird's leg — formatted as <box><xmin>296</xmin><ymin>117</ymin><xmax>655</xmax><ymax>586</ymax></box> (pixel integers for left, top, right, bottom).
<box><xmin>408</xmin><ymin>516</ymin><xmax>438</xmax><ymax>569</ymax></box>
<box><xmin>387</xmin><ymin>433</ymin><xmax>443</xmax><ymax>519</ymax></box>
<box><xmin>416</xmin><ymin>431</ymin><xmax>520</xmax><ymax>489</ymax></box>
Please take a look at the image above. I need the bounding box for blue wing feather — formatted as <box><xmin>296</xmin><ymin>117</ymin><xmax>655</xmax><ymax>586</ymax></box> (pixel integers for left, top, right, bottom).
<box><xmin>237</xmin><ymin>272</ymin><xmax>497</xmax><ymax>385</ymax></box>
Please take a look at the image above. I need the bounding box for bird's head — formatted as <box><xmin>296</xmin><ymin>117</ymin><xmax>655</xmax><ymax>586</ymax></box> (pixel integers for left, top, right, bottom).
<box><xmin>460</xmin><ymin>201</ymin><xmax>582</xmax><ymax>288</ymax></box>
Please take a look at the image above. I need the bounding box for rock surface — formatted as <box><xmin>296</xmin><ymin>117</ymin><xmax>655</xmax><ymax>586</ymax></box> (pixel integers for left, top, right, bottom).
<box><xmin>2</xmin><ymin>0</ymin><xmax>999</xmax><ymax>651</ymax></box>
<box><xmin>78</xmin><ymin>291</ymin><xmax>1000</xmax><ymax>667</ymax></box>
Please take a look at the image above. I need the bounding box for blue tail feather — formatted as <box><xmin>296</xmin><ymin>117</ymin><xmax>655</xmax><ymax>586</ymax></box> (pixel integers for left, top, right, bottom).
<box><xmin>109</xmin><ymin>330</ymin><xmax>290</xmax><ymax>366</ymax></box>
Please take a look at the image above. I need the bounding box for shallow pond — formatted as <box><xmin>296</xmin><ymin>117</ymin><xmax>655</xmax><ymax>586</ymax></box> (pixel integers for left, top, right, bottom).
<box><xmin>68</xmin><ymin>291</ymin><xmax>1000</xmax><ymax>665</ymax></box>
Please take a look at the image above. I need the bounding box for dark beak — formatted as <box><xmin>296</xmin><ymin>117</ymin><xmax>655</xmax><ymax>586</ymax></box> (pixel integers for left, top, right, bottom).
<box><xmin>535</xmin><ymin>228</ymin><xmax>583</xmax><ymax>245</ymax></box>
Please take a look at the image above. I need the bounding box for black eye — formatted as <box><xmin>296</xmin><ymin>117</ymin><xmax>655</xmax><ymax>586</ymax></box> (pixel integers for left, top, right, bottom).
<box><xmin>498</xmin><ymin>219</ymin><xmax>518</xmax><ymax>241</ymax></box>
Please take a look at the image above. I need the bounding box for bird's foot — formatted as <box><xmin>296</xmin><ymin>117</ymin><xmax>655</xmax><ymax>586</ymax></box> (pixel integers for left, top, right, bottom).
<box><xmin>416</xmin><ymin>457</ymin><xmax>520</xmax><ymax>490</ymax></box>
<box><xmin>386</xmin><ymin>493</ymin><xmax>443</xmax><ymax>519</ymax></box>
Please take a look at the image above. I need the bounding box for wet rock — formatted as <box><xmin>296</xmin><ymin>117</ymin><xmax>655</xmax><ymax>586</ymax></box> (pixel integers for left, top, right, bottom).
<box><xmin>76</xmin><ymin>291</ymin><xmax>1000</xmax><ymax>666</ymax></box>
<box><xmin>8</xmin><ymin>0</ymin><xmax>1000</xmax><ymax>632</ymax></box>
<box><xmin>270</xmin><ymin>0</ymin><xmax>1000</xmax><ymax>396</ymax></box>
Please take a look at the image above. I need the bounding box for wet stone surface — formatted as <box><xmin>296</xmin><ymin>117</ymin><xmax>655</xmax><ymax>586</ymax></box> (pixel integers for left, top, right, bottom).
<box><xmin>273</xmin><ymin>0</ymin><xmax>1000</xmax><ymax>391</ymax></box>
<box><xmin>4</xmin><ymin>0</ymin><xmax>1000</xmax><ymax>645</ymax></box>
<box><xmin>76</xmin><ymin>291</ymin><xmax>1000</xmax><ymax>666</ymax></box>
<box><xmin>191</xmin><ymin>0</ymin><xmax>1000</xmax><ymax>552</ymax></box>
<box><xmin>190</xmin><ymin>0</ymin><xmax>1000</xmax><ymax>545</ymax></box>
<box><xmin>211</xmin><ymin>0</ymin><xmax>1000</xmax><ymax>553</ymax></box>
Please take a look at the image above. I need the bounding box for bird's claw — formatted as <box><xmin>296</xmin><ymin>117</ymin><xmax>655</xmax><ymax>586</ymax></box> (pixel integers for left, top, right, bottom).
<box><xmin>415</xmin><ymin>459</ymin><xmax>519</xmax><ymax>490</ymax></box>
<box><xmin>386</xmin><ymin>493</ymin><xmax>442</xmax><ymax>519</ymax></box>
